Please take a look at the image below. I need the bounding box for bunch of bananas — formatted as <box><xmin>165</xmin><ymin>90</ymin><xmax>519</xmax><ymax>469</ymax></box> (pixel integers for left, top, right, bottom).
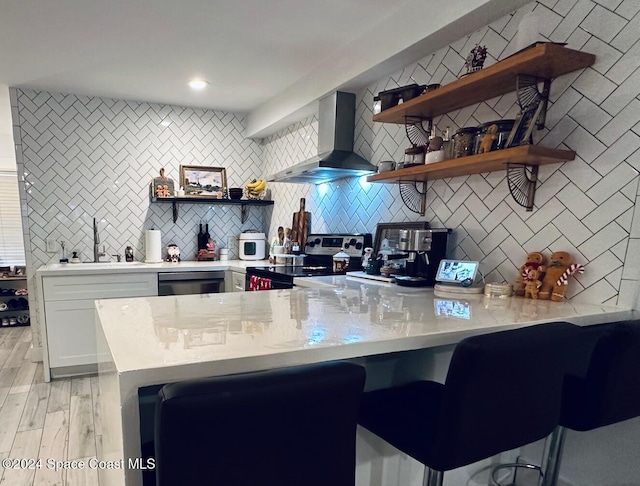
<box><xmin>245</xmin><ymin>179</ymin><xmax>266</xmax><ymax>199</ymax></box>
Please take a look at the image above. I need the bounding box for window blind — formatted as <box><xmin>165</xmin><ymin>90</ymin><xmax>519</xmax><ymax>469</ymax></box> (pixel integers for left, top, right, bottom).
<box><xmin>0</xmin><ymin>170</ymin><xmax>26</xmax><ymax>266</ymax></box>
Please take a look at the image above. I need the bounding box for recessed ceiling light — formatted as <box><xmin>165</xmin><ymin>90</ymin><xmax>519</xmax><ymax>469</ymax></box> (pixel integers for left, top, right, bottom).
<box><xmin>188</xmin><ymin>79</ymin><xmax>209</xmax><ymax>90</ymax></box>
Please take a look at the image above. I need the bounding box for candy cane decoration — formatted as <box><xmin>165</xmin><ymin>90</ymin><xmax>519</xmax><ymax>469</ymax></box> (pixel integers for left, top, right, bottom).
<box><xmin>556</xmin><ymin>264</ymin><xmax>585</xmax><ymax>286</ymax></box>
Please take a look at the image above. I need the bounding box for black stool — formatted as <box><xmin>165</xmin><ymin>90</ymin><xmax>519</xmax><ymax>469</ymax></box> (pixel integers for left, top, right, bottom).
<box><xmin>358</xmin><ymin>322</ymin><xmax>578</xmax><ymax>486</ymax></box>
<box><xmin>540</xmin><ymin>321</ymin><xmax>640</xmax><ymax>486</ymax></box>
<box><xmin>154</xmin><ymin>361</ymin><xmax>365</xmax><ymax>486</ymax></box>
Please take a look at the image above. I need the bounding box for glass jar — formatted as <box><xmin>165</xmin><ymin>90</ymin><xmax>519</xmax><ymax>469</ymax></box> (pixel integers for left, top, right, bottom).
<box><xmin>452</xmin><ymin>126</ymin><xmax>478</xmax><ymax>158</ymax></box>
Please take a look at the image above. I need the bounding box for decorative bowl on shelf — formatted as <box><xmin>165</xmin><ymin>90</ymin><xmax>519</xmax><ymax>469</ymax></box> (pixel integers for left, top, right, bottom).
<box><xmin>229</xmin><ymin>188</ymin><xmax>243</xmax><ymax>200</ymax></box>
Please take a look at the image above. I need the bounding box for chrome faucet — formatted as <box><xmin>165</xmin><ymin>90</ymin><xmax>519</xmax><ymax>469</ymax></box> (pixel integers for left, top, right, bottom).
<box><xmin>93</xmin><ymin>218</ymin><xmax>107</xmax><ymax>262</ymax></box>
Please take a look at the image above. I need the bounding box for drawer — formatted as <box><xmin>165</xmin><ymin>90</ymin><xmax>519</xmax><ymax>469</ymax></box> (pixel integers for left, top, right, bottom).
<box><xmin>43</xmin><ymin>273</ymin><xmax>158</xmax><ymax>301</ymax></box>
<box><xmin>231</xmin><ymin>271</ymin><xmax>245</xmax><ymax>292</ymax></box>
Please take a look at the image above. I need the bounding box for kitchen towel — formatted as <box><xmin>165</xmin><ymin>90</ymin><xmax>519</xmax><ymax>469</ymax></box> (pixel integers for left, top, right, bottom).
<box><xmin>145</xmin><ymin>230</ymin><xmax>163</xmax><ymax>263</ymax></box>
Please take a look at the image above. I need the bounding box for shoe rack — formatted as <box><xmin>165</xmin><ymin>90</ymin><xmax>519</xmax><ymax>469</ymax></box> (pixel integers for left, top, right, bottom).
<box><xmin>0</xmin><ymin>268</ymin><xmax>30</xmax><ymax>328</ymax></box>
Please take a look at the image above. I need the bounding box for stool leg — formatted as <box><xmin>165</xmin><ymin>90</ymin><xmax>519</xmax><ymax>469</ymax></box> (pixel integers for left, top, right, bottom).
<box><xmin>541</xmin><ymin>426</ymin><xmax>567</xmax><ymax>486</ymax></box>
<box><xmin>423</xmin><ymin>467</ymin><xmax>444</xmax><ymax>486</ymax></box>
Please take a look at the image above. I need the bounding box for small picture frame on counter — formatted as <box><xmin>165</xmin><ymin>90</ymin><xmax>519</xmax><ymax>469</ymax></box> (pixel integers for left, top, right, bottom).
<box><xmin>180</xmin><ymin>165</ymin><xmax>227</xmax><ymax>198</ymax></box>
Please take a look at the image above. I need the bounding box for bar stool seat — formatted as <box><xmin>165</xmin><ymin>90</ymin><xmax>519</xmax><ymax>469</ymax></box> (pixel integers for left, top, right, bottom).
<box><xmin>154</xmin><ymin>361</ymin><xmax>366</xmax><ymax>486</ymax></box>
<box><xmin>358</xmin><ymin>322</ymin><xmax>578</xmax><ymax>486</ymax></box>
<box><xmin>541</xmin><ymin>320</ymin><xmax>640</xmax><ymax>486</ymax></box>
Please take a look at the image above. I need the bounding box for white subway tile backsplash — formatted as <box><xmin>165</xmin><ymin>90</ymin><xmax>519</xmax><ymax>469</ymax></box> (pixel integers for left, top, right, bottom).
<box><xmin>540</xmin><ymin>116</ymin><xmax>579</xmax><ymax>148</ymax></box>
<box><xmin>524</xmin><ymin>222</ymin><xmax>563</xmax><ymax>253</ymax></box>
<box><xmin>479</xmin><ymin>224</ymin><xmax>510</xmax><ymax>255</ymax></box>
<box><xmin>616</xmin><ymin>0</ymin><xmax>640</xmax><ymax>20</ymax></box>
<box><xmin>554</xmin><ymin>209</ymin><xmax>593</xmax><ymax>245</ymax></box>
<box><xmin>502</xmin><ymin>213</ymin><xmax>534</xmax><ymax>246</ymax></box>
<box><xmin>572</xmin><ymin>68</ymin><xmax>619</xmax><ymax>105</ymax></box>
<box><xmin>568</xmin><ymin>97</ymin><xmax>612</xmax><ymax>134</ymax></box>
<box><xmin>605</xmin><ymin>40</ymin><xmax>640</xmax><ymax>84</ymax></box>
<box><xmin>564</xmin><ymin>125</ymin><xmax>607</xmax><ymax>162</ymax></box>
<box><xmin>552</xmin><ymin>0</ymin><xmax>595</xmax><ymax>40</ymax></box>
<box><xmin>581</xmin><ymin>4</ymin><xmax>628</xmax><ymax>43</ymax></box>
<box><xmin>587</xmin><ymin>162</ymin><xmax>638</xmax><ymax>203</ymax></box>
<box><xmin>524</xmin><ymin>197</ymin><xmax>565</xmax><ymax>232</ymax></box>
<box><xmin>604</xmin><ymin>66</ymin><xmax>640</xmax><ymax>115</ymax></box>
<box><xmin>556</xmin><ymin>183</ymin><xmax>597</xmax><ymax>218</ymax></box>
<box><xmin>617</xmin><ymin>205</ymin><xmax>635</xmax><ymax>231</ymax></box>
<box><xmin>590</xmin><ymin>131</ymin><xmax>640</xmax><ymax>176</ymax></box>
<box><xmin>532</xmin><ymin>169</ymin><xmax>571</xmax><ymax>208</ymax></box>
<box><xmin>583</xmin><ymin>191</ymin><xmax>633</xmax><ymax>232</ymax></box>
<box><xmin>579</xmin><ymin>221</ymin><xmax>628</xmax><ymax>260</ymax></box>
<box><xmin>574</xmin><ymin>277</ymin><xmax>618</xmax><ymax>303</ymax></box>
<box><xmin>598</xmin><ymin>98</ymin><xmax>640</xmax><ymax>144</ymax></box>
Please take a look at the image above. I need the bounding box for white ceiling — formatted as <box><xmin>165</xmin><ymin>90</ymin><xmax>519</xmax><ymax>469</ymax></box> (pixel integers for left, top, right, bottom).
<box><xmin>0</xmin><ymin>0</ymin><xmax>529</xmax><ymax>138</ymax></box>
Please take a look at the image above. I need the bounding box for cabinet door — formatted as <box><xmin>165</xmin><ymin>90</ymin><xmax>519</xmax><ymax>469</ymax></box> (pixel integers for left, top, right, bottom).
<box><xmin>231</xmin><ymin>271</ymin><xmax>245</xmax><ymax>292</ymax></box>
<box><xmin>45</xmin><ymin>300</ymin><xmax>98</xmax><ymax>368</ymax></box>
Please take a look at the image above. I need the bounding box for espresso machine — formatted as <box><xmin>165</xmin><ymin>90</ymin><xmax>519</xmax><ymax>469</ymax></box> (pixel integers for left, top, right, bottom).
<box><xmin>398</xmin><ymin>228</ymin><xmax>451</xmax><ymax>286</ymax></box>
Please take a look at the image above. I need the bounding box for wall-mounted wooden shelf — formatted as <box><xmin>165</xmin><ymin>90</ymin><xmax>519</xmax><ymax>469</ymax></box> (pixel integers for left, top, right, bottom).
<box><xmin>150</xmin><ymin>197</ymin><xmax>274</xmax><ymax>223</ymax></box>
<box><xmin>367</xmin><ymin>145</ymin><xmax>576</xmax><ymax>183</ymax></box>
<box><xmin>373</xmin><ymin>43</ymin><xmax>595</xmax><ymax>124</ymax></box>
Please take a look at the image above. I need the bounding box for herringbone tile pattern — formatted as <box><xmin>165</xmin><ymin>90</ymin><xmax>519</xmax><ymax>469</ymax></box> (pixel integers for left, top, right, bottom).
<box><xmin>15</xmin><ymin>90</ymin><xmax>265</xmax><ymax>266</ymax></box>
<box><xmin>263</xmin><ymin>0</ymin><xmax>640</xmax><ymax>307</ymax></box>
<box><xmin>12</xmin><ymin>91</ymin><xmax>266</xmax><ymax>348</ymax></box>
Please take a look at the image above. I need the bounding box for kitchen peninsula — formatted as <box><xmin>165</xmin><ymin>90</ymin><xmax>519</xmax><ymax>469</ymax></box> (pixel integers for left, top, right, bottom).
<box><xmin>95</xmin><ymin>276</ymin><xmax>634</xmax><ymax>486</ymax></box>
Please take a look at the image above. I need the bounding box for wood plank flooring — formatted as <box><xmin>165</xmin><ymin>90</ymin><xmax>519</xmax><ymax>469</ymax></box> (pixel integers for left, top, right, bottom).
<box><xmin>0</xmin><ymin>327</ymin><xmax>101</xmax><ymax>486</ymax></box>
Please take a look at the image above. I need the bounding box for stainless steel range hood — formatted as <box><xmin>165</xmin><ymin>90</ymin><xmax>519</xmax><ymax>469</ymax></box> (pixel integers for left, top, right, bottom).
<box><xmin>267</xmin><ymin>91</ymin><xmax>376</xmax><ymax>184</ymax></box>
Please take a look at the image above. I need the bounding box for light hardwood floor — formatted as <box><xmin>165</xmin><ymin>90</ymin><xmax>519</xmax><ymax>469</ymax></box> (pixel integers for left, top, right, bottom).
<box><xmin>0</xmin><ymin>326</ymin><xmax>101</xmax><ymax>485</ymax></box>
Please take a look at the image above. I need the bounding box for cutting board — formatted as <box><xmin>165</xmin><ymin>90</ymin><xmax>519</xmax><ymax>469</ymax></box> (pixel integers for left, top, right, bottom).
<box><xmin>291</xmin><ymin>198</ymin><xmax>310</xmax><ymax>249</ymax></box>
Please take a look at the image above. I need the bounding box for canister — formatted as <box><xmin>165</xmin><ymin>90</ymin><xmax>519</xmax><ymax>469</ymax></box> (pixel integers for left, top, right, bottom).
<box><xmin>332</xmin><ymin>248</ymin><xmax>350</xmax><ymax>273</ymax></box>
<box><xmin>452</xmin><ymin>126</ymin><xmax>478</xmax><ymax>158</ymax></box>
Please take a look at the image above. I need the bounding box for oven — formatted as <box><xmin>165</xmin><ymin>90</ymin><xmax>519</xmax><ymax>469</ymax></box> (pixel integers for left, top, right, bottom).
<box><xmin>245</xmin><ymin>233</ymin><xmax>372</xmax><ymax>291</ymax></box>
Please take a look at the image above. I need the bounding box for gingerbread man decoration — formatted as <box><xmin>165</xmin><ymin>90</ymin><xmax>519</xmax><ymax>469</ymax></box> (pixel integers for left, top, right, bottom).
<box><xmin>538</xmin><ymin>251</ymin><xmax>584</xmax><ymax>301</ymax></box>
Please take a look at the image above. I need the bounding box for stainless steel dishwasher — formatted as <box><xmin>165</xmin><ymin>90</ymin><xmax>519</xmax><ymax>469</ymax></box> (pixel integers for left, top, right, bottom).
<box><xmin>158</xmin><ymin>271</ymin><xmax>225</xmax><ymax>295</ymax></box>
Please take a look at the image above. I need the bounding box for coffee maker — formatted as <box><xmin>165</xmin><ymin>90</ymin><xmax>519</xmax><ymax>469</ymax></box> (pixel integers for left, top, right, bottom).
<box><xmin>398</xmin><ymin>228</ymin><xmax>451</xmax><ymax>286</ymax></box>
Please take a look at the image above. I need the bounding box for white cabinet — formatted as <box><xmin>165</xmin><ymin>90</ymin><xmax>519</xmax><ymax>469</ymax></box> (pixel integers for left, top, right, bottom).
<box><xmin>225</xmin><ymin>270</ymin><xmax>246</xmax><ymax>292</ymax></box>
<box><xmin>42</xmin><ymin>273</ymin><xmax>157</xmax><ymax>369</ymax></box>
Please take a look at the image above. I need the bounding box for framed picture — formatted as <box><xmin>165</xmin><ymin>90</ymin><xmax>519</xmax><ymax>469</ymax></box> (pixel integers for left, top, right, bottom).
<box><xmin>373</xmin><ymin>221</ymin><xmax>430</xmax><ymax>257</ymax></box>
<box><xmin>180</xmin><ymin>165</ymin><xmax>227</xmax><ymax>198</ymax></box>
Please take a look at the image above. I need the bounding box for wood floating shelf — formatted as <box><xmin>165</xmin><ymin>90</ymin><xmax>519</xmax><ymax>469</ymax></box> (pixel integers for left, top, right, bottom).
<box><xmin>150</xmin><ymin>197</ymin><xmax>274</xmax><ymax>223</ymax></box>
<box><xmin>367</xmin><ymin>145</ymin><xmax>576</xmax><ymax>184</ymax></box>
<box><xmin>373</xmin><ymin>43</ymin><xmax>595</xmax><ymax>124</ymax></box>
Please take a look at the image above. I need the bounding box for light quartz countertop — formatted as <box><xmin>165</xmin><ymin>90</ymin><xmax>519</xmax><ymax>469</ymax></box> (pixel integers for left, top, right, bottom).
<box><xmin>37</xmin><ymin>259</ymin><xmax>270</xmax><ymax>276</ymax></box>
<box><xmin>96</xmin><ymin>275</ymin><xmax>634</xmax><ymax>375</ymax></box>
<box><xmin>95</xmin><ymin>275</ymin><xmax>635</xmax><ymax>486</ymax></box>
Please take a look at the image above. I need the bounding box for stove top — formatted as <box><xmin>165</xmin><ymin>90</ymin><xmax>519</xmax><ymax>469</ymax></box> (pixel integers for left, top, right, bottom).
<box><xmin>246</xmin><ymin>233</ymin><xmax>373</xmax><ymax>284</ymax></box>
<box><xmin>252</xmin><ymin>265</ymin><xmax>336</xmax><ymax>278</ymax></box>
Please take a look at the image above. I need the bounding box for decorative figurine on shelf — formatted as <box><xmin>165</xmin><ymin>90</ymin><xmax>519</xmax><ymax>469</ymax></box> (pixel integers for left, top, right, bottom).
<box><xmin>523</xmin><ymin>267</ymin><xmax>543</xmax><ymax>299</ymax></box>
<box><xmin>166</xmin><ymin>243</ymin><xmax>181</xmax><ymax>263</ymax></box>
<box><xmin>152</xmin><ymin>168</ymin><xmax>175</xmax><ymax>198</ymax></box>
<box><xmin>362</xmin><ymin>247</ymin><xmax>373</xmax><ymax>270</ymax></box>
<box><xmin>515</xmin><ymin>251</ymin><xmax>546</xmax><ymax>296</ymax></box>
<box><xmin>538</xmin><ymin>251</ymin><xmax>585</xmax><ymax>301</ymax></box>
<box><xmin>478</xmin><ymin>124</ymin><xmax>498</xmax><ymax>154</ymax></box>
<box><xmin>465</xmin><ymin>44</ymin><xmax>488</xmax><ymax>75</ymax></box>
